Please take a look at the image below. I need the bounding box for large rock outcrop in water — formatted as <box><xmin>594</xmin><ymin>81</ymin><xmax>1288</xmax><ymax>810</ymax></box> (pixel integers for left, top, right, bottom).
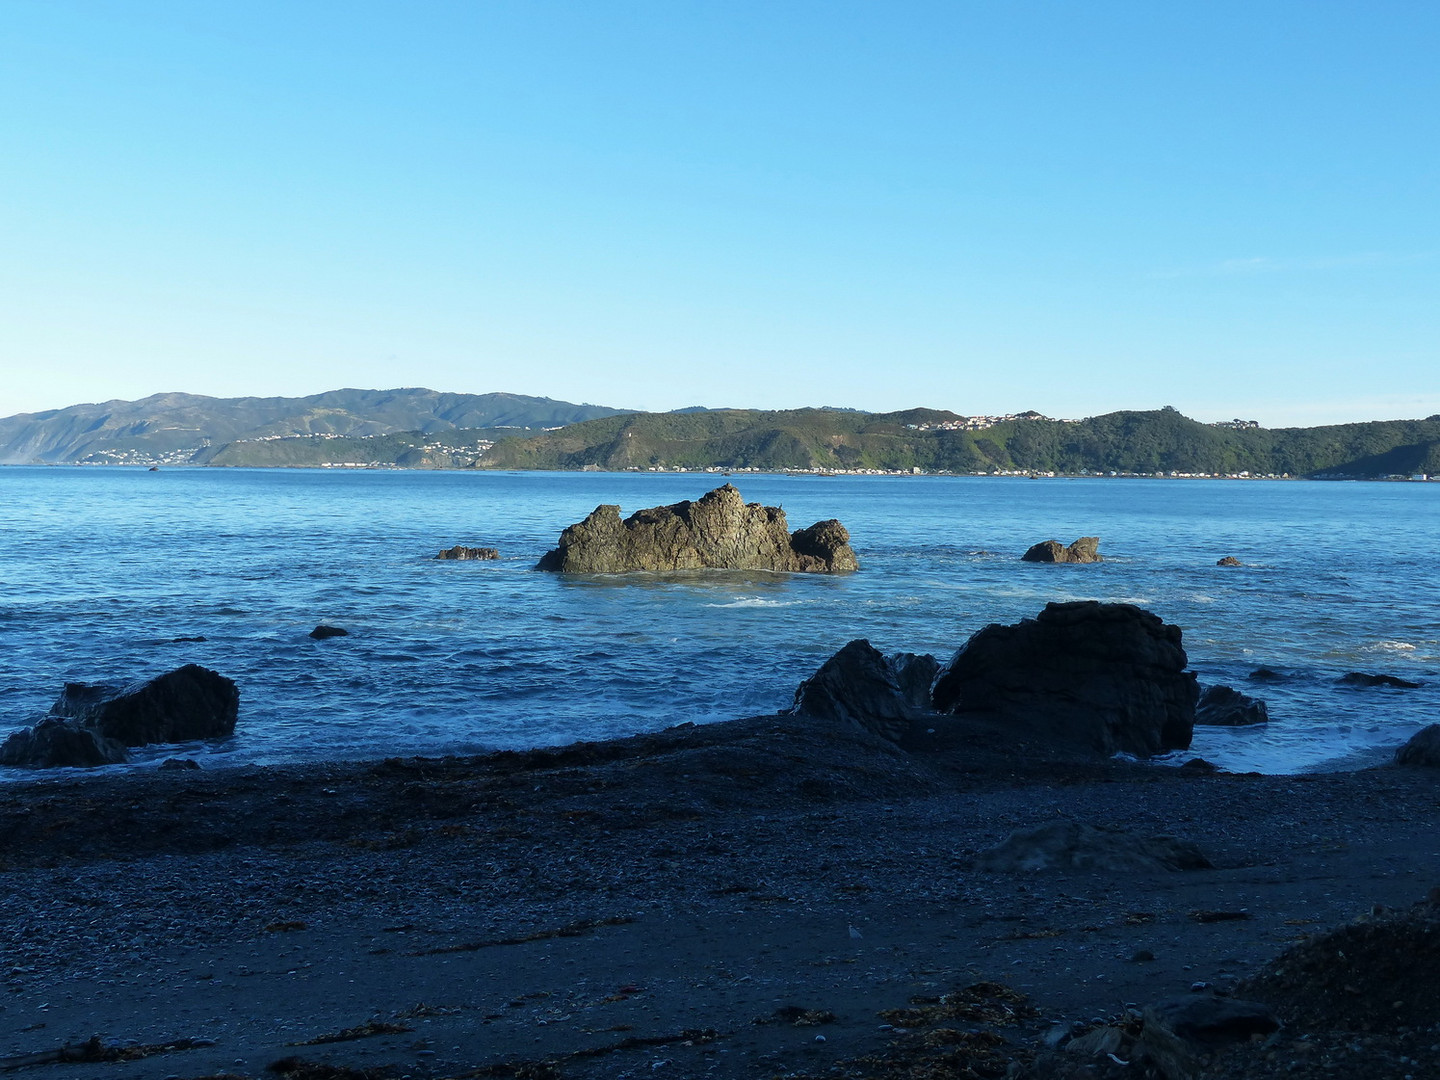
<box><xmin>930</xmin><ymin>601</ymin><xmax>1197</xmax><ymax>757</ymax></box>
<box><xmin>536</xmin><ymin>484</ymin><xmax>859</xmax><ymax>574</ymax></box>
<box><xmin>0</xmin><ymin>664</ymin><xmax>240</xmax><ymax>768</ymax></box>
<box><xmin>1021</xmin><ymin>536</ymin><xmax>1101</xmax><ymax>563</ymax></box>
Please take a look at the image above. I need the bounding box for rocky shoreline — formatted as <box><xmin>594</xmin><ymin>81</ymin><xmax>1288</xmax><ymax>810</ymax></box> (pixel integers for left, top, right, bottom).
<box><xmin>3</xmin><ymin>710</ymin><xmax>1438</xmax><ymax>1080</ymax></box>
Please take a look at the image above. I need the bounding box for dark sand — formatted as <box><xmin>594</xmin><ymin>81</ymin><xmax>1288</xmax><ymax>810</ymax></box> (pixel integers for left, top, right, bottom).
<box><xmin>2</xmin><ymin>714</ymin><xmax>1438</xmax><ymax>1079</ymax></box>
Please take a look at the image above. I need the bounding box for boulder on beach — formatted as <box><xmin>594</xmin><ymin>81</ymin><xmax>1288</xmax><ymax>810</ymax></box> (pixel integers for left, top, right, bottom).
<box><xmin>1394</xmin><ymin>724</ymin><xmax>1440</xmax><ymax>766</ymax></box>
<box><xmin>1021</xmin><ymin>536</ymin><xmax>1101</xmax><ymax>563</ymax></box>
<box><xmin>535</xmin><ymin>484</ymin><xmax>859</xmax><ymax>574</ymax></box>
<box><xmin>0</xmin><ymin>716</ymin><xmax>129</xmax><ymax>768</ymax></box>
<box><xmin>973</xmin><ymin>821</ymin><xmax>1212</xmax><ymax>873</ymax></box>
<box><xmin>931</xmin><ymin>601</ymin><xmax>1197</xmax><ymax>758</ymax></box>
<box><xmin>788</xmin><ymin>640</ymin><xmax>936</xmax><ymax>742</ymax></box>
<box><xmin>1195</xmin><ymin>684</ymin><xmax>1269</xmax><ymax>726</ymax></box>
<box><xmin>50</xmin><ymin>663</ymin><xmax>239</xmax><ymax>747</ymax></box>
<box><xmin>436</xmin><ymin>545</ymin><xmax>499</xmax><ymax>560</ymax></box>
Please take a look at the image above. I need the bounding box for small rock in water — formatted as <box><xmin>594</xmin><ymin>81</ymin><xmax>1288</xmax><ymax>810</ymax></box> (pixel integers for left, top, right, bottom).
<box><xmin>1338</xmin><ymin>671</ymin><xmax>1422</xmax><ymax>689</ymax></box>
<box><xmin>1216</xmin><ymin>555</ymin><xmax>1242</xmax><ymax>566</ymax></box>
<box><xmin>435</xmin><ymin>545</ymin><xmax>499</xmax><ymax>560</ymax></box>
<box><xmin>309</xmin><ymin>625</ymin><xmax>349</xmax><ymax>640</ymax></box>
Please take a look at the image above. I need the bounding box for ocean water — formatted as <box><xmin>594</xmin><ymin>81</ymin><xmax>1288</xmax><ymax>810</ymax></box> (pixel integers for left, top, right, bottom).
<box><xmin>0</xmin><ymin>467</ymin><xmax>1435</xmax><ymax>777</ymax></box>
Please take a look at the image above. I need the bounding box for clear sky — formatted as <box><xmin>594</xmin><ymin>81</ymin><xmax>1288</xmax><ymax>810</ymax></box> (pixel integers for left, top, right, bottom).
<box><xmin>1</xmin><ymin>1</ymin><xmax>1436</xmax><ymax>427</ymax></box>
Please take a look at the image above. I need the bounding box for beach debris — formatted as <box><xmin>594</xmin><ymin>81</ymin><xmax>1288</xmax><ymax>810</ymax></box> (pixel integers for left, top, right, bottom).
<box><xmin>1021</xmin><ymin>536</ymin><xmax>1101</xmax><ymax>563</ymax></box>
<box><xmin>974</xmin><ymin>821</ymin><xmax>1212</xmax><ymax>874</ymax></box>
<box><xmin>436</xmin><ymin>545</ymin><xmax>499</xmax><ymax>560</ymax></box>
<box><xmin>289</xmin><ymin>1020</ymin><xmax>414</xmax><ymax>1046</ymax></box>
<box><xmin>1237</xmin><ymin>888</ymin><xmax>1440</xmax><ymax>1030</ymax></box>
<box><xmin>535</xmin><ymin>483</ymin><xmax>858</xmax><ymax>573</ymax></box>
<box><xmin>1188</xmin><ymin>909</ymin><xmax>1251</xmax><ymax>923</ymax></box>
<box><xmin>409</xmin><ymin>915</ymin><xmax>633</xmax><ymax>955</ymax></box>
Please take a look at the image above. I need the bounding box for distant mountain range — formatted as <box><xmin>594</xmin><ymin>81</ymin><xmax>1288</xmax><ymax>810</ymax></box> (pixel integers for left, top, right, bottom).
<box><xmin>2</xmin><ymin>390</ymin><xmax>1437</xmax><ymax>478</ymax></box>
<box><xmin>0</xmin><ymin>388</ymin><xmax>631</xmax><ymax>466</ymax></box>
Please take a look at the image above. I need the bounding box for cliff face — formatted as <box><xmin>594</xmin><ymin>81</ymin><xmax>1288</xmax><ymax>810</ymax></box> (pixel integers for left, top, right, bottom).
<box><xmin>536</xmin><ymin>484</ymin><xmax>859</xmax><ymax>573</ymax></box>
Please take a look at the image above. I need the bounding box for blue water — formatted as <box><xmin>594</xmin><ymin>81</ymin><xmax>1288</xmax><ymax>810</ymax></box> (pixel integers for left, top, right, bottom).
<box><xmin>1</xmin><ymin>467</ymin><xmax>1436</xmax><ymax>776</ymax></box>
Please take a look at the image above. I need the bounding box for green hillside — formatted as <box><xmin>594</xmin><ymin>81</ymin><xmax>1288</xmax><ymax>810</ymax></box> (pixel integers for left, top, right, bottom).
<box><xmin>480</xmin><ymin>407</ymin><xmax>1440</xmax><ymax>479</ymax></box>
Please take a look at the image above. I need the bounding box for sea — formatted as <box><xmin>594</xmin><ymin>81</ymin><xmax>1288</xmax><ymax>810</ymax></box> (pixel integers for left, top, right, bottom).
<box><xmin>1</xmin><ymin>467</ymin><xmax>1435</xmax><ymax>778</ymax></box>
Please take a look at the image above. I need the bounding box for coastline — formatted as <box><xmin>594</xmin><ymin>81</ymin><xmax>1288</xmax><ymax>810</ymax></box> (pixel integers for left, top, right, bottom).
<box><xmin>4</xmin><ymin>713</ymin><xmax>1438</xmax><ymax>1079</ymax></box>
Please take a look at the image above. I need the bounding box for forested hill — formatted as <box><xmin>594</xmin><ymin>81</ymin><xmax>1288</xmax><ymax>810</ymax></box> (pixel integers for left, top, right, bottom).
<box><xmin>0</xmin><ymin>388</ymin><xmax>631</xmax><ymax>465</ymax></box>
<box><xmin>479</xmin><ymin>407</ymin><xmax>1440</xmax><ymax>479</ymax></box>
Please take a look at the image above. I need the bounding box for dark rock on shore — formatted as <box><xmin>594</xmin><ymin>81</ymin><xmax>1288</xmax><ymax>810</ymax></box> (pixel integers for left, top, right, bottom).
<box><xmin>1</xmin><ymin>665</ymin><xmax>237</xmax><ymax>769</ymax></box>
<box><xmin>930</xmin><ymin>601</ymin><xmax>1197</xmax><ymax>758</ymax></box>
<box><xmin>50</xmin><ymin>664</ymin><xmax>239</xmax><ymax>747</ymax></box>
<box><xmin>536</xmin><ymin>484</ymin><xmax>859</xmax><ymax>573</ymax></box>
<box><xmin>974</xmin><ymin>821</ymin><xmax>1212</xmax><ymax>873</ymax></box>
<box><xmin>1394</xmin><ymin>724</ymin><xmax>1440</xmax><ymax>766</ymax></box>
<box><xmin>1145</xmin><ymin>995</ymin><xmax>1281</xmax><ymax>1043</ymax></box>
<box><xmin>787</xmin><ymin>640</ymin><xmax>934</xmax><ymax>742</ymax></box>
<box><xmin>0</xmin><ymin>716</ymin><xmax>129</xmax><ymax>768</ymax></box>
<box><xmin>436</xmin><ymin>545</ymin><xmax>499</xmax><ymax>560</ymax></box>
<box><xmin>309</xmin><ymin>624</ymin><xmax>349</xmax><ymax>640</ymax></box>
<box><xmin>1338</xmin><ymin>671</ymin><xmax>1422</xmax><ymax>689</ymax></box>
<box><xmin>1021</xmin><ymin>537</ymin><xmax>1101</xmax><ymax>563</ymax></box>
<box><xmin>1195</xmin><ymin>684</ymin><xmax>1269</xmax><ymax>726</ymax></box>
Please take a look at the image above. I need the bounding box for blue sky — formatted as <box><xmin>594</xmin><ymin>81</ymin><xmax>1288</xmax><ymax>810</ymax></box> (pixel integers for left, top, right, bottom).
<box><xmin>1</xmin><ymin>2</ymin><xmax>1435</xmax><ymax>426</ymax></box>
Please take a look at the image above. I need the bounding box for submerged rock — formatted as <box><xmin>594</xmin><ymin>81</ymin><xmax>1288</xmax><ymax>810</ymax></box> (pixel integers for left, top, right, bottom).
<box><xmin>788</xmin><ymin>640</ymin><xmax>935</xmax><ymax>742</ymax></box>
<box><xmin>1021</xmin><ymin>537</ymin><xmax>1101</xmax><ymax>563</ymax></box>
<box><xmin>1195</xmin><ymin>684</ymin><xmax>1269</xmax><ymax>726</ymax></box>
<box><xmin>436</xmin><ymin>545</ymin><xmax>499</xmax><ymax>560</ymax></box>
<box><xmin>931</xmin><ymin>601</ymin><xmax>1197</xmax><ymax>758</ymax></box>
<box><xmin>0</xmin><ymin>716</ymin><xmax>129</xmax><ymax>768</ymax></box>
<box><xmin>536</xmin><ymin>484</ymin><xmax>858</xmax><ymax>574</ymax></box>
<box><xmin>1394</xmin><ymin>724</ymin><xmax>1440</xmax><ymax>766</ymax></box>
<box><xmin>50</xmin><ymin>664</ymin><xmax>239</xmax><ymax>747</ymax></box>
<box><xmin>1338</xmin><ymin>671</ymin><xmax>1422</xmax><ymax>689</ymax></box>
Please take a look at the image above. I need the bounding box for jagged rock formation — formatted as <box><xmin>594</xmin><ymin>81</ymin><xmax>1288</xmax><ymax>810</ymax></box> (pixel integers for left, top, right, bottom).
<box><xmin>436</xmin><ymin>545</ymin><xmax>499</xmax><ymax>560</ymax></box>
<box><xmin>536</xmin><ymin>484</ymin><xmax>858</xmax><ymax>573</ymax></box>
<box><xmin>787</xmin><ymin>640</ymin><xmax>935</xmax><ymax>741</ymax></box>
<box><xmin>1021</xmin><ymin>536</ymin><xmax>1101</xmax><ymax>563</ymax></box>
<box><xmin>0</xmin><ymin>716</ymin><xmax>129</xmax><ymax>768</ymax></box>
<box><xmin>1195</xmin><ymin>684</ymin><xmax>1269</xmax><ymax>726</ymax></box>
<box><xmin>1</xmin><ymin>664</ymin><xmax>238</xmax><ymax>768</ymax></box>
<box><xmin>930</xmin><ymin>601</ymin><xmax>1197</xmax><ymax>757</ymax></box>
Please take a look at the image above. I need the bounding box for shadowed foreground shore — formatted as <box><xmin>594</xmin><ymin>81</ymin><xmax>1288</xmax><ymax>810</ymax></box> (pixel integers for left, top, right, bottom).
<box><xmin>2</xmin><ymin>713</ymin><xmax>1438</xmax><ymax>1079</ymax></box>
